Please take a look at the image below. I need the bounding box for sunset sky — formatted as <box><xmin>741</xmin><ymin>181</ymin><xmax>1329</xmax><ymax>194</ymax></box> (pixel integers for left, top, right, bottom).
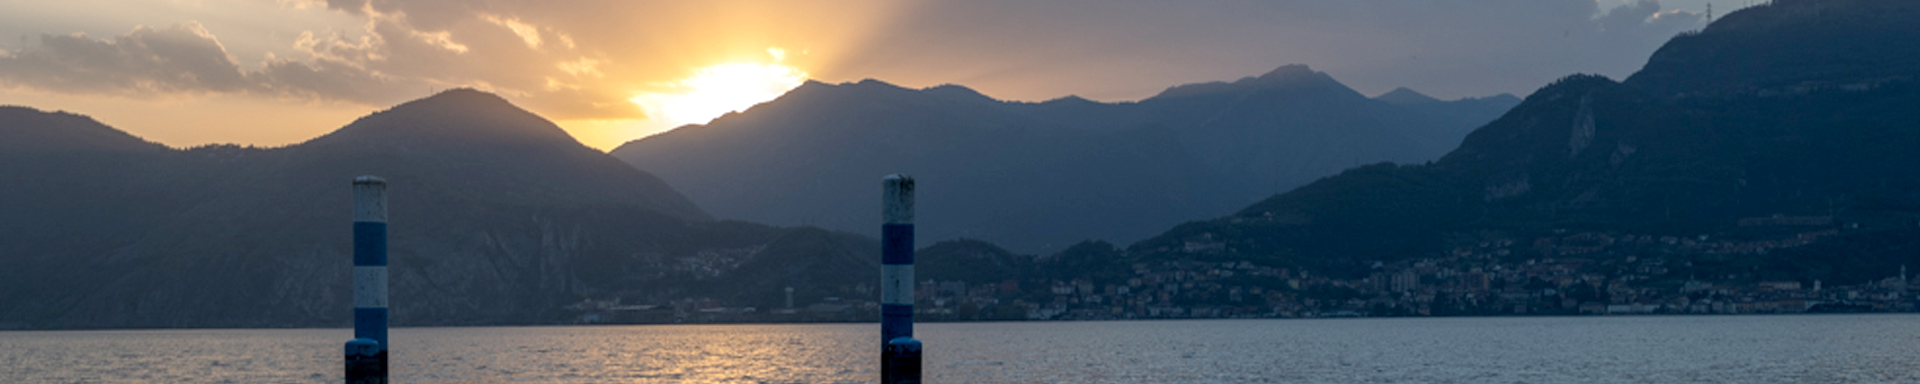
<box><xmin>0</xmin><ymin>0</ymin><xmax>1726</xmax><ymax>151</ymax></box>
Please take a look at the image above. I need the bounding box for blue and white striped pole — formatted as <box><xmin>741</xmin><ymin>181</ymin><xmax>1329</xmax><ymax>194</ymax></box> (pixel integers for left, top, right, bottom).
<box><xmin>880</xmin><ymin>174</ymin><xmax>921</xmax><ymax>384</ymax></box>
<box><xmin>346</xmin><ymin>176</ymin><xmax>388</xmax><ymax>384</ymax></box>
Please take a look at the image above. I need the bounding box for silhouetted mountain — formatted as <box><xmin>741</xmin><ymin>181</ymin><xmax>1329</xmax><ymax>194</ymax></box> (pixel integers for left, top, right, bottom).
<box><xmin>1372</xmin><ymin>89</ymin><xmax>1524</xmax><ymax>148</ymax></box>
<box><xmin>611</xmin><ymin>65</ymin><xmax>1515</xmax><ymax>253</ymax></box>
<box><xmin>917</xmin><ymin>239</ymin><xmax>1036</xmax><ymax>283</ymax></box>
<box><xmin>1373</xmin><ymin>87</ymin><xmax>1443</xmax><ymax>105</ymax></box>
<box><xmin>0</xmin><ymin>110</ymin><xmax>196</xmax><ymax>315</ymax></box>
<box><xmin>0</xmin><ymin>90</ymin><xmax>882</xmax><ymax>329</ymax></box>
<box><xmin>1129</xmin><ymin>0</ymin><xmax>1920</xmax><ymax>284</ymax></box>
<box><xmin>0</xmin><ymin>107</ymin><xmax>171</xmax><ymax>153</ymax></box>
<box><xmin>1628</xmin><ymin>0</ymin><xmax>1920</xmax><ymax>97</ymax></box>
<box><xmin>293</xmin><ymin>89</ymin><xmax>709</xmax><ymax>219</ymax></box>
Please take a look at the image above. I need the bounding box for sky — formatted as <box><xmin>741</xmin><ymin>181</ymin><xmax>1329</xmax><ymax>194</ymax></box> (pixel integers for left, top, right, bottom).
<box><xmin>0</xmin><ymin>0</ymin><xmax>1735</xmax><ymax>151</ymax></box>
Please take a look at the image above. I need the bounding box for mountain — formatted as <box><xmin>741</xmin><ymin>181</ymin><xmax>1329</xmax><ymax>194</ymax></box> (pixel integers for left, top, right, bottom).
<box><xmin>0</xmin><ymin>107</ymin><xmax>173</xmax><ymax>153</ymax></box>
<box><xmin>1374</xmin><ymin>88</ymin><xmax>1524</xmax><ymax>144</ymax></box>
<box><xmin>0</xmin><ymin>90</ymin><xmax>881</xmax><ymax>329</ymax></box>
<box><xmin>0</xmin><ymin>109</ymin><xmax>190</xmax><ymax>302</ymax></box>
<box><xmin>916</xmin><ymin>239</ymin><xmax>1036</xmax><ymax>283</ymax></box>
<box><xmin>1128</xmin><ymin>0</ymin><xmax>1920</xmax><ymax>284</ymax></box>
<box><xmin>1373</xmin><ymin>87</ymin><xmax>1444</xmax><ymax>105</ymax></box>
<box><xmin>611</xmin><ymin>65</ymin><xmax>1518</xmax><ymax>253</ymax></box>
<box><xmin>1627</xmin><ymin>0</ymin><xmax>1920</xmax><ymax>97</ymax></box>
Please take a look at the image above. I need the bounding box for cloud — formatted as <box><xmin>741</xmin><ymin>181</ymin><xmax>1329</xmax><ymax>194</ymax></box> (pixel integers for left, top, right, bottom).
<box><xmin>0</xmin><ymin>1</ymin><xmax>908</xmax><ymax>124</ymax></box>
<box><xmin>0</xmin><ymin>22</ymin><xmax>421</xmax><ymax>106</ymax></box>
<box><xmin>260</xmin><ymin>0</ymin><xmax>637</xmax><ymax>117</ymax></box>
<box><xmin>253</xmin><ymin>57</ymin><xmax>414</xmax><ymax>104</ymax></box>
<box><xmin>0</xmin><ymin>23</ymin><xmax>249</xmax><ymax>95</ymax></box>
<box><xmin>0</xmin><ymin>0</ymin><xmax>1710</xmax><ymax>126</ymax></box>
<box><xmin>477</xmin><ymin>13</ymin><xmax>544</xmax><ymax>49</ymax></box>
<box><xmin>1599</xmin><ymin>0</ymin><xmax>1668</xmax><ymax>32</ymax></box>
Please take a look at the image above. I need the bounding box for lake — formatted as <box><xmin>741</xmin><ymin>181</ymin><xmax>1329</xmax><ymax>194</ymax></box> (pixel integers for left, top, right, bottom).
<box><xmin>4</xmin><ymin>315</ymin><xmax>1919</xmax><ymax>383</ymax></box>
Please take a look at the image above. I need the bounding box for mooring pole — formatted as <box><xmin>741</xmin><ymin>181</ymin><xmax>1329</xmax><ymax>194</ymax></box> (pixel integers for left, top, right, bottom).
<box><xmin>880</xmin><ymin>174</ymin><xmax>922</xmax><ymax>384</ymax></box>
<box><xmin>346</xmin><ymin>176</ymin><xmax>389</xmax><ymax>384</ymax></box>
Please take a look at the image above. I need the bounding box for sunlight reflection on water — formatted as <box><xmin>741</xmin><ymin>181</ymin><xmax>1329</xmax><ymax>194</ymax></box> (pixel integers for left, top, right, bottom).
<box><xmin>5</xmin><ymin>315</ymin><xmax>1920</xmax><ymax>383</ymax></box>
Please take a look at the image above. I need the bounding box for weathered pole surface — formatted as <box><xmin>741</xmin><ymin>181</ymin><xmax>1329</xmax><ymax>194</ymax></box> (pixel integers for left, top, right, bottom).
<box><xmin>347</xmin><ymin>176</ymin><xmax>389</xmax><ymax>384</ymax></box>
<box><xmin>880</xmin><ymin>174</ymin><xmax>921</xmax><ymax>384</ymax></box>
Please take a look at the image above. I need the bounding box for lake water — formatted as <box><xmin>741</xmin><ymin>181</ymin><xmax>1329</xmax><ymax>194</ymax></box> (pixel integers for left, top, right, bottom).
<box><xmin>5</xmin><ymin>315</ymin><xmax>1920</xmax><ymax>383</ymax></box>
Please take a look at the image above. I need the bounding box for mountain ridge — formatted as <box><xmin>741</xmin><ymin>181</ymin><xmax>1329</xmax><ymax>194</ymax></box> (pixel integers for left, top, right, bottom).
<box><xmin>306</xmin><ymin>88</ymin><xmax>584</xmax><ymax>148</ymax></box>
<box><xmin>0</xmin><ymin>106</ymin><xmax>172</xmax><ymax>153</ymax></box>
<box><xmin>1126</xmin><ymin>0</ymin><xmax>1920</xmax><ymax>286</ymax></box>
<box><xmin>0</xmin><ymin>91</ymin><xmax>882</xmax><ymax>329</ymax></box>
<box><xmin>1373</xmin><ymin>87</ymin><xmax>1443</xmax><ymax>105</ymax></box>
<box><xmin>612</xmin><ymin>65</ymin><xmax>1518</xmax><ymax>253</ymax></box>
<box><xmin>1627</xmin><ymin>0</ymin><xmax>1920</xmax><ymax>97</ymax></box>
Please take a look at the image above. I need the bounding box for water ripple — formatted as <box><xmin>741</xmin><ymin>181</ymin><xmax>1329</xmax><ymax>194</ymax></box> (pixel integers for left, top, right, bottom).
<box><xmin>4</xmin><ymin>315</ymin><xmax>1920</xmax><ymax>383</ymax></box>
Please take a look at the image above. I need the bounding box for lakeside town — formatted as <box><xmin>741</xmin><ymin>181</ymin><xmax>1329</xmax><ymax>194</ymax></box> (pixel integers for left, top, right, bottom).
<box><xmin>570</xmin><ymin>215</ymin><xmax>1918</xmax><ymax>324</ymax></box>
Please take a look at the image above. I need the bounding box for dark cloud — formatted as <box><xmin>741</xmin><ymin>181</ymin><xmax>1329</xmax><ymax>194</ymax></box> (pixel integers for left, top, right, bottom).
<box><xmin>0</xmin><ymin>22</ymin><xmax>444</xmax><ymax>107</ymax></box>
<box><xmin>0</xmin><ymin>23</ymin><xmax>250</xmax><ymax>95</ymax></box>
<box><xmin>323</xmin><ymin>0</ymin><xmax>370</xmax><ymax>14</ymax></box>
<box><xmin>0</xmin><ymin>0</ymin><xmax>618</xmax><ymax>115</ymax></box>
<box><xmin>0</xmin><ymin>16</ymin><xmax>572</xmax><ymax>111</ymax></box>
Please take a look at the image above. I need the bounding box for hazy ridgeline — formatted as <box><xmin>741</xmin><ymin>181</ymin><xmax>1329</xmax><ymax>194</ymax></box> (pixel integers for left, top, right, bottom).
<box><xmin>614</xmin><ymin>65</ymin><xmax>1517</xmax><ymax>253</ymax></box>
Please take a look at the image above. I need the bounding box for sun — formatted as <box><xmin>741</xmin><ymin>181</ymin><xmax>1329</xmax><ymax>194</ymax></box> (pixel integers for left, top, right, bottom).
<box><xmin>630</xmin><ymin>48</ymin><xmax>808</xmax><ymax>128</ymax></box>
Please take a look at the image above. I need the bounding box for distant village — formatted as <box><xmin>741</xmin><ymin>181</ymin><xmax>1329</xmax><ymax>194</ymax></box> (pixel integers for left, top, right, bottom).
<box><xmin>568</xmin><ymin>215</ymin><xmax>1917</xmax><ymax>324</ymax></box>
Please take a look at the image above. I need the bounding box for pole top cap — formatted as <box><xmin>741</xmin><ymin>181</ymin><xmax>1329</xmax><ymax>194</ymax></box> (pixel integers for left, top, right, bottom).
<box><xmin>886</xmin><ymin>337</ymin><xmax>922</xmax><ymax>352</ymax></box>
<box><xmin>353</xmin><ymin>175</ymin><xmax>387</xmax><ymax>185</ymax></box>
<box><xmin>345</xmin><ymin>338</ymin><xmax>382</xmax><ymax>357</ymax></box>
<box><xmin>882</xmin><ymin>174</ymin><xmax>914</xmax><ymax>224</ymax></box>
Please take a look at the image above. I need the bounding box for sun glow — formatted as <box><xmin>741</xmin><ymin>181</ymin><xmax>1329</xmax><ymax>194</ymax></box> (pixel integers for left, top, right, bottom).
<box><xmin>630</xmin><ymin>48</ymin><xmax>808</xmax><ymax>128</ymax></box>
